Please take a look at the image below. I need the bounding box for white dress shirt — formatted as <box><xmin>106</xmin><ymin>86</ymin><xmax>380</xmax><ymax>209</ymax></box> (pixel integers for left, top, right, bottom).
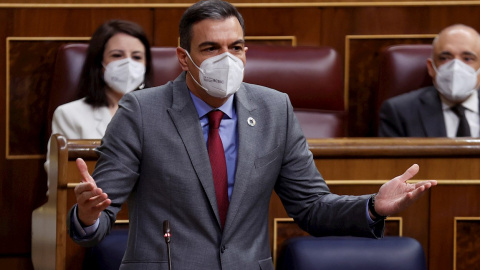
<box><xmin>441</xmin><ymin>90</ymin><xmax>479</xmax><ymax>138</ymax></box>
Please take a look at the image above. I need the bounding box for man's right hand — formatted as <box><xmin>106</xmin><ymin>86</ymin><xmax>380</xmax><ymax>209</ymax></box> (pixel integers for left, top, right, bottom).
<box><xmin>74</xmin><ymin>158</ymin><xmax>111</xmax><ymax>226</ymax></box>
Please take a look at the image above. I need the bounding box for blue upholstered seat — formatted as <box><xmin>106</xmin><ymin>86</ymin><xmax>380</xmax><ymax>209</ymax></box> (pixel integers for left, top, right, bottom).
<box><xmin>278</xmin><ymin>236</ymin><xmax>427</xmax><ymax>270</ymax></box>
<box><xmin>82</xmin><ymin>228</ymin><xmax>129</xmax><ymax>270</ymax></box>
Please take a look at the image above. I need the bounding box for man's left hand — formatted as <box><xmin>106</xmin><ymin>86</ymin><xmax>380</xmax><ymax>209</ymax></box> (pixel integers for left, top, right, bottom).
<box><xmin>373</xmin><ymin>164</ymin><xmax>437</xmax><ymax>217</ymax></box>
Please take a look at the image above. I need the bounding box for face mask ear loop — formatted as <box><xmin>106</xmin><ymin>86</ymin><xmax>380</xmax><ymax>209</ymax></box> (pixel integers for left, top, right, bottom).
<box><xmin>183</xmin><ymin>49</ymin><xmax>210</xmax><ymax>93</ymax></box>
<box><xmin>187</xmin><ymin>71</ymin><xmax>210</xmax><ymax>93</ymax></box>
<box><xmin>474</xmin><ymin>67</ymin><xmax>480</xmax><ymax>76</ymax></box>
<box><xmin>184</xmin><ymin>49</ymin><xmax>203</xmax><ymax>73</ymax></box>
<box><xmin>432</xmin><ymin>60</ymin><xmax>440</xmax><ymax>74</ymax></box>
<box><xmin>472</xmin><ymin>67</ymin><xmax>480</xmax><ymax>91</ymax></box>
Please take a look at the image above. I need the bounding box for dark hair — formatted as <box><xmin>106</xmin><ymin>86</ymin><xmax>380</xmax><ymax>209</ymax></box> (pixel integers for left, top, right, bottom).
<box><xmin>79</xmin><ymin>19</ymin><xmax>153</xmax><ymax>107</ymax></box>
<box><xmin>179</xmin><ymin>0</ymin><xmax>245</xmax><ymax>52</ymax></box>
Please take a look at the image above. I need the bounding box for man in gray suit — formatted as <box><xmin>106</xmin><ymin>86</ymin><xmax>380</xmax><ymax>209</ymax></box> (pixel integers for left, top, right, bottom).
<box><xmin>379</xmin><ymin>24</ymin><xmax>480</xmax><ymax>137</ymax></box>
<box><xmin>69</xmin><ymin>0</ymin><xmax>436</xmax><ymax>269</ymax></box>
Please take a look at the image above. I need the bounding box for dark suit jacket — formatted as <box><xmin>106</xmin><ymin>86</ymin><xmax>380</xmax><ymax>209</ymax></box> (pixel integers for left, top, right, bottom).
<box><xmin>68</xmin><ymin>73</ymin><xmax>383</xmax><ymax>270</ymax></box>
<box><xmin>379</xmin><ymin>86</ymin><xmax>448</xmax><ymax>137</ymax></box>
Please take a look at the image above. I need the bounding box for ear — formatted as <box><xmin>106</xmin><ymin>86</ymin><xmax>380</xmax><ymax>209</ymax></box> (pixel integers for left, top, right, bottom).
<box><xmin>244</xmin><ymin>46</ymin><xmax>248</xmax><ymax>64</ymax></box>
<box><xmin>176</xmin><ymin>47</ymin><xmax>189</xmax><ymax>71</ymax></box>
<box><xmin>426</xmin><ymin>58</ymin><xmax>436</xmax><ymax>78</ymax></box>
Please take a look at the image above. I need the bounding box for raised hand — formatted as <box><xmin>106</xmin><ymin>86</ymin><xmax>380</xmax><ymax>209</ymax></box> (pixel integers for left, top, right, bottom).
<box><xmin>374</xmin><ymin>164</ymin><xmax>437</xmax><ymax>217</ymax></box>
<box><xmin>74</xmin><ymin>158</ymin><xmax>111</xmax><ymax>226</ymax></box>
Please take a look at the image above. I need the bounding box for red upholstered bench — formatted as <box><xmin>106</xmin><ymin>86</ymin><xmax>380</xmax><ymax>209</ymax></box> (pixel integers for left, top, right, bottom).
<box><xmin>47</xmin><ymin>43</ymin><xmax>346</xmax><ymax>138</ymax></box>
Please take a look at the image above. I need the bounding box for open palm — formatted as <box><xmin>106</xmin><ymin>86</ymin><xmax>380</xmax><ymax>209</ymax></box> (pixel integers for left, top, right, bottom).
<box><xmin>374</xmin><ymin>164</ymin><xmax>437</xmax><ymax>217</ymax></box>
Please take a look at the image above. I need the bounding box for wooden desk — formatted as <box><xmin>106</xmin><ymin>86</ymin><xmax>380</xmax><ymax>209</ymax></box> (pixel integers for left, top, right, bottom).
<box><xmin>33</xmin><ymin>136</ymin><xmax>480</xmax><ymax>269</ymax></box>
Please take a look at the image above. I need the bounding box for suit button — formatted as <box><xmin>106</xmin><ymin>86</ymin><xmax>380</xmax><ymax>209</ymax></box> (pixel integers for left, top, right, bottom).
<box><xmin>221</xmin><ymin>245</ymin><xmax>226</xmax><ymax>253</ymax></box>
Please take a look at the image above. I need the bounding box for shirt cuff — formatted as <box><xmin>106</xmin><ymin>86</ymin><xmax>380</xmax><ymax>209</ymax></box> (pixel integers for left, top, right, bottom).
<box><xmin>366</xmin><ymin>199</ymin><xmax>375</xmax><ymax>225</ymax></box>
<box><xmin>72</xmin><ymin>205</ymin><xmax>99</xmax><ymax>238</ymax></box>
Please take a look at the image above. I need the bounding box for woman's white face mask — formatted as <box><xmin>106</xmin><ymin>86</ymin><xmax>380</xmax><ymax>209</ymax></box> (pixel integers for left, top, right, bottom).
<box><xmin>185</xmin><ymin>50</ymin><xmax>244</xmax><ymax>98</ymax></box>
<box><xmin>433</xmin><ymin>59</ymin><xmax>480</xmax><ymax>102</ymax></box>
<box><xmin>103</xmin><ymin>58</ymin><xmax>146</xmax><ymax>94</ymax></box>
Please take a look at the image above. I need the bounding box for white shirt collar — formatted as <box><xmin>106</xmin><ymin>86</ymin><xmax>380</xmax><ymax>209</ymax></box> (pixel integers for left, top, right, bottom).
<box><xmin>440</xmin><ymin>90</ymin><xmax>478</xmax><ymax>113</ymax></box>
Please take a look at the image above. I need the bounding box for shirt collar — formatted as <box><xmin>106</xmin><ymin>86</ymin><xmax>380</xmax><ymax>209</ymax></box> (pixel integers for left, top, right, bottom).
<box><xmin>189</xmin><ymin>91</ymin><xmax>235</xmax><ymax>119</ymax></box>
<box><xmin>441</xmin><ymin>90</ymin><xmax>479</xmax><ymax>113</ymax></box>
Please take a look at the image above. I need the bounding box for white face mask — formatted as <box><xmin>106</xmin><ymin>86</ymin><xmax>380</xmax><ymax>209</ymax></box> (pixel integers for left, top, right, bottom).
<box><xmin>103</xmin><ymin>58</ymin><xmax>146</xmax><ymax>94</ymax></box>
<box><xmin>185</xmin><ymin>51</ymin><xmax>244</xmax><ymax>98</ymax></box>
<box><xmin>433</xmin><ymin>59</ymin><xmax>480</xmax><ymax>102</ymax></box>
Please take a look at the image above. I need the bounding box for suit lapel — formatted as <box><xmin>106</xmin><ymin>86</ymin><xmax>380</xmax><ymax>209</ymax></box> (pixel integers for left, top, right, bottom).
<box><xmin>419</xmin><ymin>87</ymin><xmax>447</xmax><ymax>137</ymax></box>
<box><xmin>167</xmin><ymin>74</ymin><xmax>221</xmax><ymax>226</ymax></box>
<box><xmin>167</xmin><ymin>78</ymin><xmax>263</xmax><ymax>231</ymax></box>
<box><xmin>223</xmin><ymin>84</ymin><xmax>259</xmax><ymax>233</ymax></box>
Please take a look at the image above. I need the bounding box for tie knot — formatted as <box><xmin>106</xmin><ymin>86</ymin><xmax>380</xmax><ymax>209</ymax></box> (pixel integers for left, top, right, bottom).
<box><xmin>451</xmin><ymin>105</ymin><xmax>466</xmax><ymax>117</ymax></box>
<box><xmin>208</xmin><ymin>110</ymin><xmax>224</xmax><ymax>129</ymax></box>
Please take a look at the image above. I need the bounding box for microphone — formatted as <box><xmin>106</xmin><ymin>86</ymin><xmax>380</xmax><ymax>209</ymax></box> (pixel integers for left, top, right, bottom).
<box><xmin>163</xmin><ymin>220</ymin><xmax>172</xmax><ymax>270</ymax></box>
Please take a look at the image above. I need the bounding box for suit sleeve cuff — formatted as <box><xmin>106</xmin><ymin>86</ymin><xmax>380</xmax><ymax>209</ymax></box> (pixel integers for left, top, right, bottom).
<box><xmin>72</xmin><ymin>205</ymin><xmax>99</xmax><ymax>238</ymax></box>
<box><xmin>366</xmin><ymin>199</ymin><xmax>385</xmax><ymax>238</ymax></box>
<box><xmin>366</xmin><ymin>199</ymin><xmax>375</xmax><ymax>224</ymax></box>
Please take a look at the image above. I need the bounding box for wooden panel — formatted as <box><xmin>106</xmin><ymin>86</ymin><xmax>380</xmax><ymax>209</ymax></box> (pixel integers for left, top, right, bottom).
<box><xmin>238</xmin><ymin>8</ymin><xmax>322</xmax><ymax>46</ymax></box>
<box><xmin>153</xmin><ymin>8</ymin><xmax>184</xmax><ymax>47</ymax></box>
<box><xmin>152</xmin><ymin>7</ymin><xmax>322</xmax><ymax>47</ymax></box>
<box><xmin>10</xmin><ymin>8</ymin><xmax>154</xmax><ymax>38</ymax></box>
<box><xmin>430</xmin><ymin>186</ymin><xmax>480</xmax><ymax>270</ymax></box>
<box><xmin>0</xmin><ymin>6</ymin><xmax>12</xmax><ymax>255</ymax></box>
<box><xmin>455</xmin><ymin>219</ymin><xmax>480</xmax><ymax>269</ymax></box>
<box><xmin>5</xmin><ymin>159</ymin><xmax>48</xmax><ymax>256</ymax></box>
<box><xmin>0</xmin><ymin>257</ymin><xmax>33</xmax><ymax>270</ymax></box>
<box><xmin>7</xmin><ymin>39</ymin><xmax>79</xmax><ymax>157</ymax></box>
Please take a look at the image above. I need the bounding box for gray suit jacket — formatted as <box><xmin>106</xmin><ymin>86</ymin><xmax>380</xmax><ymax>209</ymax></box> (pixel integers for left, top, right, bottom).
<box><xmin>68</xmin><ymin>73</ymin><xmax>382</xmax><ymax>270</ymax></box>
<box><xmin>379</xmin><ymin>86</ymin><xmax>447</xmax><ymax>137</ymax></box>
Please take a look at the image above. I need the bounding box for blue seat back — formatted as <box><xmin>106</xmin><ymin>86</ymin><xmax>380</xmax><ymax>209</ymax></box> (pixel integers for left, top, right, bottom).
<box><xmin>82</xmin><ymin>228</ymin><xmax>129</xmax><ymax>270</ymax></box>
<box><xmin>278</xmin><ymin>236</ymin><xmax>427</xmax><ymax>270</ymax></box>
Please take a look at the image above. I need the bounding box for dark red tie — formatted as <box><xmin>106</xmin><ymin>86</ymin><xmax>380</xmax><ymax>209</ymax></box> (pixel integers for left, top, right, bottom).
<box><xmin>207</xmin><ymin>110</ymin><xmax>229</xmax><ymax>228</ymax></box>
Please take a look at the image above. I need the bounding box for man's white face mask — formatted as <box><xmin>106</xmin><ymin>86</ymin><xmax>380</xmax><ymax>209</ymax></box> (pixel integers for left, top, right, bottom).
<box><xmin>433</xmin><ymin>59</ymin><xmax>480</xmax><ymax>102</ymax></box>
<box><xmin>103</xmin><ymin>58</ymin><xmax>146</xmax><ymax>94</ymax></box>
<box><xmin>185</xmin><ymin>50</ymin><xmax>244</xmax><ymax>98</ymax></box>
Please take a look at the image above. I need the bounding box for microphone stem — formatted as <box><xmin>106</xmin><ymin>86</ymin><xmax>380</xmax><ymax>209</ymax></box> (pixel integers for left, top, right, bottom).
<box><xmin>167</xmin><ymin>242</ymin><xmax>172</xmax><ymax>270</ymax></box>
